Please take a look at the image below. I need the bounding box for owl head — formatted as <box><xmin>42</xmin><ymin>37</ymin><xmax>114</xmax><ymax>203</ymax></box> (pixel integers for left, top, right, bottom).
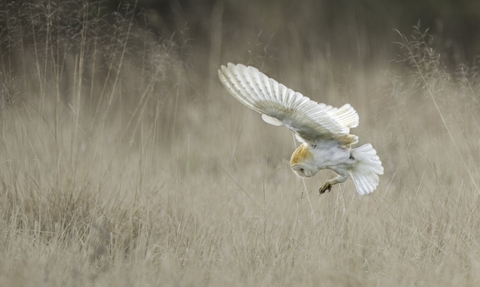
<box><xmin>290</xmin><ymin>144</ymin><xmax>318</xmax><ymax>178</ymax></box>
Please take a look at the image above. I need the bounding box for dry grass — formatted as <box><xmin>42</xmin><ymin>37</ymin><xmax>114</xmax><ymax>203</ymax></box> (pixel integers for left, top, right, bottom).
<box><xmin>1</xmin><ymin>2</ymin><xmax>480</xmax><ymax>286</ymax></box>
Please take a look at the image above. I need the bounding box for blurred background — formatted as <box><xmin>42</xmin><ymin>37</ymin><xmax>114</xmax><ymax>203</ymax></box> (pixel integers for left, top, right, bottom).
<box><xmin>117</xmin><ymin>0</ymin><xmax>480</xmax><ymax>72</ymax></box>
<box><xmin>3</xmin><ymin>0</ymin><xmax>480</xmax><ymax>80</ymax></box>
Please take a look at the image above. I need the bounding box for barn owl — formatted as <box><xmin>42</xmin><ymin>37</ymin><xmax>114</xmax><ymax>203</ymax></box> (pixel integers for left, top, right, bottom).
<box><xmin>218</xmin><ymin>63</ymin><xmax>383</xmax><ymax>195</ymax></box>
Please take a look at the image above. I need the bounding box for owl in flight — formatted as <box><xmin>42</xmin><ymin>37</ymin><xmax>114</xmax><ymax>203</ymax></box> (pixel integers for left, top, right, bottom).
<box><xmin>218</xmin><ymin>63</ymin><xmax>383</xmax><ymax>195</ymax></box>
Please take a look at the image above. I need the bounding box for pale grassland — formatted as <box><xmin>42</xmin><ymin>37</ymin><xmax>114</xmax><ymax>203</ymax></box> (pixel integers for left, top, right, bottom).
<box><xmin>1</xmin><ymin>3</ymin><xmax>480</xmax><ymax>286</ymax></box>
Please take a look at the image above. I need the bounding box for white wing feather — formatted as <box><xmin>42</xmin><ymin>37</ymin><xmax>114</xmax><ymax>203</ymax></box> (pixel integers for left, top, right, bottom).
<box><xmin>218</xmin><ymin>63</ymin><xmax>359</xmax><ymax>142</ymax></box>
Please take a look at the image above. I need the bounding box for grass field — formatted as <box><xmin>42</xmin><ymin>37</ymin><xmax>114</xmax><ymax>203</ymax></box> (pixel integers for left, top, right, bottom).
<box><xmin>1</xmin><ymin>3</ymin><xmax>480</xmax><ymax>286</ymax></box>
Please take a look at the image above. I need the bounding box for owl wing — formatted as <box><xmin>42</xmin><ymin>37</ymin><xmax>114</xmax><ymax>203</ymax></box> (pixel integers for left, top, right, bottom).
<box><xmin>218</xmin><ymin>63</ymin><xmax>359</xmax><ymax>143</ymax></box>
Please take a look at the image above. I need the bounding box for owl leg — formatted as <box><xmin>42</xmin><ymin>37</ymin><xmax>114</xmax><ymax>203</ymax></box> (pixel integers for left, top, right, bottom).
<box><xmin>319</xmin><ymin>169</ymin><xmax>349</xmax><ymax>195</ymax></box>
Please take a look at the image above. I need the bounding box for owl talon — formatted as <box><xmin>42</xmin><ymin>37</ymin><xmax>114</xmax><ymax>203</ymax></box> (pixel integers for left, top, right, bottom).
<box><xmin>319</xmin><ymin>182</ymin><xmax>332</xmax><ymax>195</ymax></box>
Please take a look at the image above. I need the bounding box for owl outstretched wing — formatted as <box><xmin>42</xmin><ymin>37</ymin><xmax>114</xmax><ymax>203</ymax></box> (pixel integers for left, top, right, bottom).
<box><xmin>218</xmin><ymin>63</ymin><xmax>359</xmax><ymax>143</ymax></box>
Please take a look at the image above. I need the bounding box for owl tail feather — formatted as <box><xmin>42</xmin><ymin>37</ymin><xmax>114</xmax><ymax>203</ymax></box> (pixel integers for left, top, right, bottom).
<box><xmin>348</xmin><ymin>144</ymin><xmax>384</xmax><ymax>195</ymax></box>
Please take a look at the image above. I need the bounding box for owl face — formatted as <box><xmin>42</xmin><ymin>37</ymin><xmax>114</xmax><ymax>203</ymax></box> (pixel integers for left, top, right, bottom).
<box><xmin>291</xmin><ymin>163</ymin><xmax>317</xmax><ymax>177</ymax></box>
